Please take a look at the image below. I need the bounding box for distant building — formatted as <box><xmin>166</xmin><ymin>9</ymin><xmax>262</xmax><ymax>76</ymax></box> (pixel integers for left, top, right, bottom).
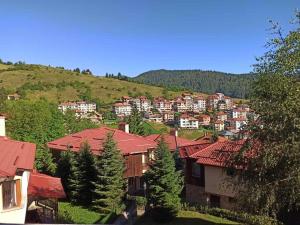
<box><xmin>147</xmin><ymin>113</ymin><xmax>163</xmax><ymax>123</ymax></box>
<box><xmin>217</xmin><ymin>111</ymin><xmax>227</xmax><ymax>122</ymax></box>
<box><xmin>153</xmin><ymin>97</ymin><xmax>173</xmax><ymax>112</ymax></box>
<box><xmin>174</xmin><ymin>98</ymin><xmax>188</xmax><ymax>112</ymax></box>
<box><xmin>193</xmin><ymin>96</ymin><xmax>206</xmax><ymax>112</ymax></box>
<box><xmin>180</xmin><ymin>114</ymin><xmax>199</xmax><ymax>129</ymax></box>
<box><xmin>113</xmin><ymin>102</ymin><xmax>132</xmax><ymax>117</ymax></box>
<box><xmin>230</xmin><ymin>108</ymin><xmax>247</xmax><ymax>120</ymax></box>
<box><xmin>214</xmin><ymin>120</ymin><xmax>225</xmax><ymax>131</ymax></box>
<box><xmin>198</xmin><ymin>114</ymin><xmax>211</xmax><ymax>126</ymax></box>
<box><xmin>207</xmin><ymin>95</ymin><xmax>219</xmax><ymax>109</ymax></box>
<box><xmin>58</xmin><ymin>101</ymin><xmax>96</xmax><ymax>114</ymax></box>
<box><xmin>228</xmin><ymin>118</ymin><xmax>247</xmax><ymax>131</ymax></box>
<box><xmin>131</xmin><ymin>96</ymin><xmax>151</xmax><ymax>112</ymax></box>
<box><xmin>162</xmin><ymin>111</ymin><xmax>175</xmax><ymax>123</ymax></box>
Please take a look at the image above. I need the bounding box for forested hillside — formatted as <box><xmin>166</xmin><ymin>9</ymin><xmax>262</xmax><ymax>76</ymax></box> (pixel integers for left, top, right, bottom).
<box><xmin>134</xmin><ymin>70</ymin><xmax>256</xmax><ymax>98</ymax></box>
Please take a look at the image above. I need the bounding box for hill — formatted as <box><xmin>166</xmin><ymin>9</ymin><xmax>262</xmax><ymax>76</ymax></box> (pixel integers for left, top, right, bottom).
<box><xmin>134</xmin><ymin>69</ymin><xmax>256</xmax><ymax>98</ymax></box>
<box><xmin>0</xmin><ymin>64</ymin><xmax>185</xmax><ymax>106</ymax></box>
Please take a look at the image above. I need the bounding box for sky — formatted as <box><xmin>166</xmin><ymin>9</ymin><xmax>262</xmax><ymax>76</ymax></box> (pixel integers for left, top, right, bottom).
<box><xmin>0</xmin><ymin>0</ymin><xmax>299</xmax><ymax>76</ymax></box>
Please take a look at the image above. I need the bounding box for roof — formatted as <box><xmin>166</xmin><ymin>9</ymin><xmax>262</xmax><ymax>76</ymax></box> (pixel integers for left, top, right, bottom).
<box><xmin>48</xmin><ymin>127</ymin><xmax>158</xmax><ymax>155</ymax></box>
<box><xmin>28</xmin><ymin>172</ymin><xmax>66</xmax><ymax>199</ymax></box>
<box><xmin>145</xmin><ymin>134</ymin><xmax>197</xmax><ymax>151</ymax></box>
<box><xmin>114</xmin><ymin>102</ymin><xmax>131</xmax><ymax>107</ymax></box>
<box><xmin>179</xmin><ymin>143</ymin><xmax>212</xmax><ymax>158</ymax></box>
<box><xmin>0</xmin><ymin>137</ymin><xmax>36</xmax><ymax>177</ymax></box>
<box><xmin>191</xmin><ymin>139</ymin><xmax>246</xmax><ymax>167</ymax></box>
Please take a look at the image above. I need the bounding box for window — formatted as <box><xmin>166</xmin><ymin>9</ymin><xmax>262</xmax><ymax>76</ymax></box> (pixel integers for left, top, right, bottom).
<box><xmin>192</xmin><ymin>163</ymin><xmax>201</xmax><ymax>178</ymax></box>
<box><xmin>2</xmin><ymin>180</ymin><xmax>21</xmax><ymax>210</ymax></box>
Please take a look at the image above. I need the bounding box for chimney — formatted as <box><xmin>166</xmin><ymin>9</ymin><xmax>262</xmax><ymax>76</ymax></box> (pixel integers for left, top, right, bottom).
<box><xmin>170</xmin><ymin>128</ymin><xmax>178</xmax><ymax>137</ymax></box>
<box><xmin>0</xmin><ymin>116</ymin><xmax>5</xmax><ymax>137</ymax></box>
<box><xmin>118</xmin><ymin>122</ymin><xmax>130</xmax><ymax>133</ymax></box>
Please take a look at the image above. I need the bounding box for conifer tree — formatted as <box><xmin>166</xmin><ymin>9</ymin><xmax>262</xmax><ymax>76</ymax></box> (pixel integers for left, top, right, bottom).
<box><xmin>35</xmin><ymin>146</ymin><xmax>56</xmax><ymax>175</ymax></box>
<box><xmin>56</xmin><ymin>149</ymin><xmax>73</xmax><ymax>199</ymax></box>
<box><xmin>127</xmin><ymin>105</ymin><xmax>145</xmax><ymax>135</ymax></box>
<box><xmin>145</xmin><ymin>138</ymin><xmax>183</xmax><ymax>222</ymax></box>
<box><xmin>69</xmin><ymin>142</ymin><xmax>96</xmax><ymax>205</ymax></box>
<box><xmin>93</xmin><ymin>133</ymin><xmax>125</xmax><ymax>213</ymax></box>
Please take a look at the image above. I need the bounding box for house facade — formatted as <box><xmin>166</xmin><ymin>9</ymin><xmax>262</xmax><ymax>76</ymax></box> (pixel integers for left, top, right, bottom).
<box><xmin>0</xmin><ymin>116</ymin><xmax>65</xmax><ymax>224</ymax></box>
<box><xmin>113</xmin><ymin>102</ymin><xmax>132</xmax><ymax>117</ymax></box>
<box><xmin>179</xmin><ymin>139</ymin><xmax>245</xmax><ymax>209</ymax></box>
<box><xmin>180</xmin><ymin>114</ymin><xmax>199</xmax><ymax>129</ymax></box>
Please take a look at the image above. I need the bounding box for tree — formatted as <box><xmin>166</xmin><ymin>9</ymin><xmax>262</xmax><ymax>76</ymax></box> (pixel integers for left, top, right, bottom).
<box><xmin>228</xmin><ymin>13</ymin><xmax>300</xmax><ymax>224</ymax></box>
<box><xmin>5</xmin><ymin>100</ymin><xmax>66</xmax><ymax>147</ymax></box>
<box><xmin>126</xmin><ymin>106</ymin><xmax>145</xmax><ymax>135</ymax></box>
<box><xmin>93</xmin><ymin>133</ymin><xmax>125</xmax><ymax>213</ymax></box>
<box><xmin>69</xmin><ymin>142</ymin><xmax>97</xmax><ymax>205</ymax></box>
<box><xmin>63</xmin><ymin>109</ymin><xmax>98</xmax><ymax>134</ymax></box>
<box><xmin>56</xmin><ymin>149</ymin><xmax>74</xmax><ymax>198</ymax></box>
<box><xmin>145</xmin><ymin>138</ymin><xmax>183</xmax><ymax>222</ymax></box>
<box><xmin>35</xmin><ymin>146</ymin><xmax>56</xmax><ymax>175</ymax></box>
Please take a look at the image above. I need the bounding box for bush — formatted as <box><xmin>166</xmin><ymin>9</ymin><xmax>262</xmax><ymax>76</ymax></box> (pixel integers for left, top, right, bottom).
<box><xmin>181</xmin><ymin>203</ymin><xmax>282</xmax><ymax>225</ymax></box>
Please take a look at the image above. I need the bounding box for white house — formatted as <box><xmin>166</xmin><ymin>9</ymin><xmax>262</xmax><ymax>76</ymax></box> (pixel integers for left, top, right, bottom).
<box><xmin>180</xmin><ymin>114</ymin><xmax>199</xmax><ymax>129</ymax></box>
<box><xmin>58</xmin><ymin>101</ymin><xmax>96</xmax><ymax>114</ymax></box>
<box><xmin>113</xmin><ymin>102</ymin><xmax>132</xmax><ymax>117</ymax></box>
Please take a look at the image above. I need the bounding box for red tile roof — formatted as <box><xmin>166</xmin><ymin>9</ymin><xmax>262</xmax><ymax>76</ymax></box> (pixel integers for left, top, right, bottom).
<box><xmin>0</xmin><ymin>137</ymin><xmax>36</xmax><ymax>177</ymax></box>
<box><xmin>191</xmin><ymin>139</ymin><xmax>246</xmax><ymax>167</ymax></box>
<box><xmin>145</xmin><ymin>134</ymin><xmax>197</xmax><ymax>151</ymax></box>
<box><xmin>48</xmin><ymin>127</ymin><xmax>157</xmax><ymax>155</ymax></box>
<box><xmin>179</xmin><ymin>143</ymin><xmax>212</xmax><ymax>158</ymax></box>
<box><xmin>28</xmin><ymin>171</ymin><xmax>66</xmax><ymax>199</ymax></box>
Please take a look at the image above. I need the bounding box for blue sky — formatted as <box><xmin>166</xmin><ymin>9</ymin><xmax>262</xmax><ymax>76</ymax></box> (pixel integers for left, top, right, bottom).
<box><xmin>0</xmin><ymin>0</ymin><xmax>298</xmax><ymax>76</ymax></box>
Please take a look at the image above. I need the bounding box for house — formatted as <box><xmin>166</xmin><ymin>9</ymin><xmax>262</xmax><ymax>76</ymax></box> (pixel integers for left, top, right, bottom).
<box><xmin>182</xmin><ymin>93</ymin><xmax>194</xmax><ymax>111</ymax></box>
<box><xmin>153</xmin><ymin>97</ymin><xmax>173</xmax><ymax>112</ymax></box>
<box><xmin>224</xmin><ymin>97</ymin><xmax>233</xmax><ymax>110</ymax></box>
<box><xmin>147</xmin><ymin>113</ymin><xmax>163</xmax><ymax>123</ymax></box>
<box><xmin>7</xmin><ymin>93</ymin><xmax>20</xmax><ymax>100</ymax></box>
<box><xmin>217</xmin><ymin>100</ymin><xmax>227</xmax><ymax>111</ymax></box>
<box><xmin>0</xmin><ymin>116</ymin><xmax>65</xmax><ymax>224</ymax></box>
<box><xmin>198</xmin><ymin>114</ymin><xmax>211</xmax><ymax>126</ymax></box>
<box><xmin>121</xmin><ymin>96</ymin><xmax>131</xmax><ymax>104</ymax></box>
<box><xmin>131</xmin><ymin>96</ymin><xmax>151</xmax><ymax>112</ymax></box>
<box><xmin>207</xmin><ymin>95</ymin><xmax>219</xmax><ymax>109</ymax></box>
<box><xmin>214</xmin><ymin>120</ymin><xmax>225</xmax><ymax>131</ymax></box>
<box><xmin>217</xmin><ymin>111</ymin><xmax>227</xmax><ymax>122</ymax></box>
<box><xmin>179</xmin><ymin>114</ymin><xmax>199</xmax><ymax>129</ymax></box>
<box><xmin>179</xmin><ymin>139</ymin><xmax>245</xmax><ymax>209</ymax></box>
<box><xmin>174</xmin><ymin>98</ymin><xmax>188</xmax><ymax>112</ymax></box>
<box><xmin>113</xmin><ymin>102</ymin><xmax>132</xmax><ymax>117</ymax></box>
<box><xmin>230</xmin><ymin>108</ymin><xmax>247</xmax><ymax>120</ymax></box>
<box><xmin>47</xmin><ymin>125</ymin><xmax>159</xmax><ymax>195</ymax></box>
<box><xmin>162</xmin><ymin>111</ymin><xmax>175</xmax><ymax>123</ymax></box>
<box><xmin>193</xmin><ymin>96</ymin><xmax>206</xmax><ymax>112</ymax></box>
<box><xmin>228</xmin><ymin>118</ymin><xmax>247</xmax><ymax>131</ymax></box>
<box><xmin>58</xmin><ymin>101</ymin><xmax>96</xmax><ymax>114</ymax></box>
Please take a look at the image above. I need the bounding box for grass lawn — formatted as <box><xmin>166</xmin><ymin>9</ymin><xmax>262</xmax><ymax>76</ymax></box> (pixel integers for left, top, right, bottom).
<box><xmin>178</xmin><ymin>128</ymin><xmax>212</xmax><ymax>140</ymax></box>
<box><xmin>135</xmin><ymin>210</ymin><xmax>239</xmax><ymax>225</ymax></box>
<box><xmin>58</xmin><ymin>202</ymin><xmax>114</xmax><ymax>224</ymax></box>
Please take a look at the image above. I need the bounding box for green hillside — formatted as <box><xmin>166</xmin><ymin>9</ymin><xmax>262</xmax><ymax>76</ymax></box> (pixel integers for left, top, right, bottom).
<box><xmin>0</xmin><ymin>64</ymin><xmax>184</xmax><ymax>105</ymax></box>
<box><xmin>134</xmin><ymin>69</ymin><xmax>256</xmax><ymax>98</ymax></box>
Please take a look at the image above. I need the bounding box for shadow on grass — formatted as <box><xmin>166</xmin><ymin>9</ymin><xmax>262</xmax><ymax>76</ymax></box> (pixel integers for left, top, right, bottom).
<box><xmin>135</xmin><ymin>215</ymin><xmax>236</xmax><ymax>225</ymax></box>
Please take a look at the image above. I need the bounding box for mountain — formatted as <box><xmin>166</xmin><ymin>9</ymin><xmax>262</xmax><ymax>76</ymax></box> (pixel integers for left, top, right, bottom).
<box><xmin>134</xmin><ymin>69</ymin><xmax>256</xmax><ymax>98</ymax></box>
<box><xmin>0</xmin><ymin>63</ymin><xmax>185</xmax><ymax>105</ymax></box>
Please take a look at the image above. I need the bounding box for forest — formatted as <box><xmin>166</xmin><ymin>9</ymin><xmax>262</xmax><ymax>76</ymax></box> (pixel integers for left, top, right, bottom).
<box><xmin>134</xmin><ymin>69</ymin><xmax>256</xmax><ymax>98</ymax></box>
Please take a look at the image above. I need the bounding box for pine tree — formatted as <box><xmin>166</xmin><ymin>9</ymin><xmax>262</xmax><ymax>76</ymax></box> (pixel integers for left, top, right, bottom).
<box><xmin>145</xmin><ymin>138</ymin><xmax>183</xmax><ymax>222</ymax></box>
<box><xmin>56</xmin><ymin>149</ymin><xmax>73</xmax><ymax>199</ymax></box>
<box><xmin>127</xmin><ymin>106</ymin><xmax>145</xmax><ymax>135</ymax></box>
<box><xmin>35</xmin><ymin>146</ymin><xmax>56</xmax><ymax>175</ymax></box>
<box><xmin>93</xmin><ymin>133</ymin><xmax>125</xmax><ymax>213</ymax></box>
<box><xmin>69</xmin><ymin>142</ymin><xmax>96</xmax><ymax>205</ymax></box>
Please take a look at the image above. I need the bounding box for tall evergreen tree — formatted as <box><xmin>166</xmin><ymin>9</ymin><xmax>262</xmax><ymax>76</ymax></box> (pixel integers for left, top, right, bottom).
<box><xmin>228</xmin><ymin>13</ymin><xmax>300</xmax><ymax>224</ymax></box>
<box><xmin>69</xmin><ymin>142</ymin><xmax>96</xmax><ymax>206</ymax></box>
<box><xmin>93</xmin><ymin>133</ymin><xmax>125</xmax><ymax>213</ymax></box>
<box><xmin>56</xmin><ymin>149</ymin><xmax>74</xmax><ymax>199</ymax></box>
<box><xmin>145</xmin><ymin>138</ymin><xmax>183</xmax><ymax>222</ymax></box>
<box><xmin>35</xmin><ymin>146</ymin><xmax>57</xmax><ymax>175</ymax></box>
<box><xmin>126</xmin><ymin>105</ymin><xmax>145</xmax><ymax>135</ymax></box>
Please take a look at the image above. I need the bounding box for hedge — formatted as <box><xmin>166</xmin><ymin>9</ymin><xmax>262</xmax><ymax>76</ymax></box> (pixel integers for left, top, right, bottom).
<box><xmin>181</xmin><ymin>203</ymin><xmax>282</xmax><ymax>225</ymax></box>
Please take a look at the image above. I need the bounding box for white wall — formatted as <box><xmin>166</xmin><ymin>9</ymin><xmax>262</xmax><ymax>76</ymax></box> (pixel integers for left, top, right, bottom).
<box><xmin>204</xmin><ymin>166</ymin><xmax>235</xmax><ymax>197</ymax></box>
<box><xmin>0</xmin><ymin>171</ymin><xmax>30</xmax><ymax>224</ymax></box>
